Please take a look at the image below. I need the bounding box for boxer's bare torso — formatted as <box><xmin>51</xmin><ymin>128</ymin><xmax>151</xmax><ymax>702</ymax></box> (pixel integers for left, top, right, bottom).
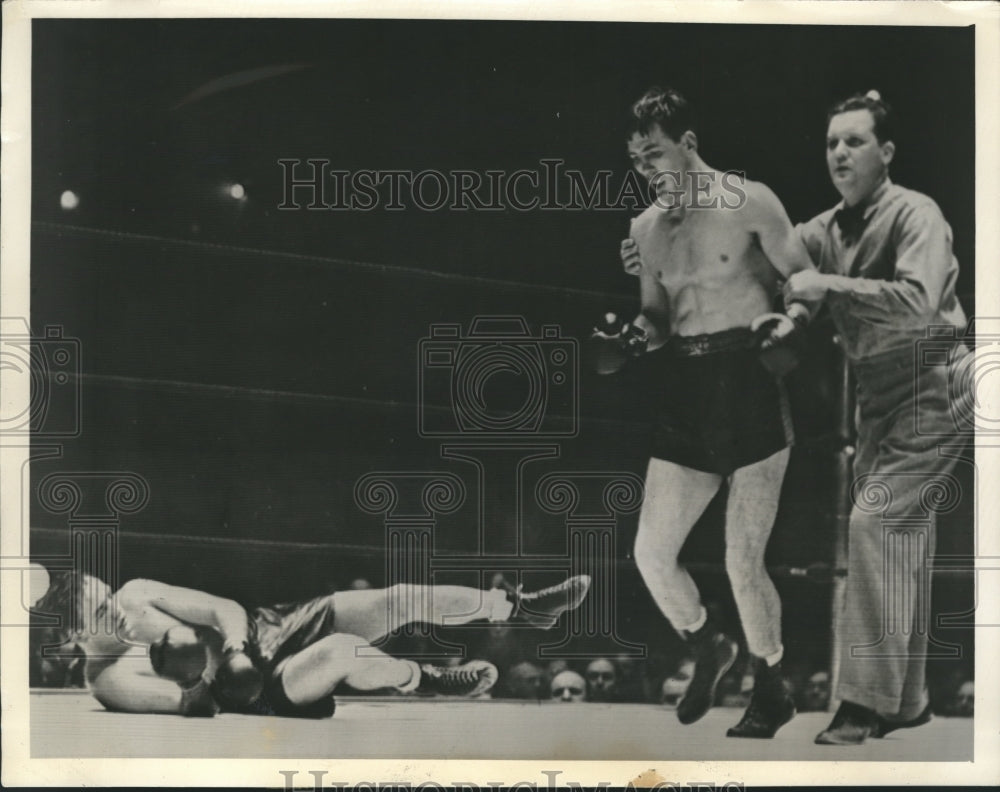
<box><xmin>630</xmin><ymin>175</ymin><xmax>782</xmax><ymax>340</ymax></box>
<box><xmin>83</xmin><ymin>581</ymin><xmax>188</xmax><ymax>683</ymax></box>
<box><xmin>80</xmin><ymin>580</ymin><xmax>228</xmax><ymax>708</ymax></box>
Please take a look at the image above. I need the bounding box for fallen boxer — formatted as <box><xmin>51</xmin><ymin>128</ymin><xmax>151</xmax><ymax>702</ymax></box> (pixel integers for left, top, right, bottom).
<box><xmin>31</xmin><ymin>571</ymin><xmax>590</xmax><ymax>717</ymax></box>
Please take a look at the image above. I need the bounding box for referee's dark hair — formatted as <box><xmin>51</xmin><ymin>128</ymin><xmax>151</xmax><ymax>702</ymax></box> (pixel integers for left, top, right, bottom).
<box><xmin>828</xmin><ymin>90</ymin><xmax>895</xmax><ymax>144</ymax></box>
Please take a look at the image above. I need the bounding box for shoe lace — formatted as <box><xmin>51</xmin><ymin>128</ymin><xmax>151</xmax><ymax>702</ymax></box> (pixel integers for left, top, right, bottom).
<box><xmin>523</xmin><ymin>581</ymin><xmax>562</xmax><ymax>600</ymax></box>
<box><xmin>436</xmin><ymin>665</ymin><xmax>480</xmax><ymax>691</ymax></box>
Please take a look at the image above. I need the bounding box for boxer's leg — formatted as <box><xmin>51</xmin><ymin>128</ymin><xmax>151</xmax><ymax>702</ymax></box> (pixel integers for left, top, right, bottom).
<box><xmin>332</xmin><ymin>575</ymin><xmax>590</xmax><ymax>642</ymax></box>
<box><xmin>332</xmin><ymin>585</ymin><xmax>512</xmax><ymax>644</ymax></box>
<box><xmin>724</xmin><ymin>446</ymin><xmax>789</xmax><ymax>660</ymax></box>
<box><xmin>279</xmin><ymin>633</ymin><xmax>419</xmax><ymax>703</ymax></box>
<box><xmin>278</xmin><ymin>633</ymin><xmax>498</xmax><ymax>704</ymax></box>
<box><xmin>636</xmin><ymin>457</ymin><xmax>737</xmax><ymax>725</ymax></box>
<box><xmin>634</xmin><ymin>457</ymin><xmax>721</xmax><ymax>630</ymax></box>
<box><xmin>724</xmin><ymin>447</ymin><xmax>796</xmax><ymax>738</ymax></box>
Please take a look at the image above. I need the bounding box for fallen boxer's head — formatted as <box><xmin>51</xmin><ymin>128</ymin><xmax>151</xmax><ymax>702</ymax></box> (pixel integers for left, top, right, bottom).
<box><xmin>31</xmin><ymin>571</ymin><xmax>113</xmax><ymax>644</ymax></box>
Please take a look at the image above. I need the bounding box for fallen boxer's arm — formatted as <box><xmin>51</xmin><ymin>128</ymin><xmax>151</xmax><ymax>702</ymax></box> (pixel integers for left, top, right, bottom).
<box><xmin>118</xmin><ymin>578</ymin><xmax>251</xmax><ymax>655</ymax></box>
<box><xmin>90</xmin><ymin>655</ymin><xmax>218</xmax><ymax>717</ymax></box>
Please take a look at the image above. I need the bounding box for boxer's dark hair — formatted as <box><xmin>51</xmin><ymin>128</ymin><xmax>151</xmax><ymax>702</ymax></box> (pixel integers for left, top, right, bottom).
<box><xmin>828</xmin><ymin>91</ymin><xmax>895</xmax><ymax>144</ymax></box>
<box><xmin>29</xmin><ymin>571</ymin><xmax>86</xmax><ymax>684</ymax></box>
<box><xmin>31</xmin><ymin>570</ymin><xmax>82</xmax><ymax>640</ymax></box>
<box><xmin>628</xmin><ymin>86</ymin><xmax>697</xmax><ymax>142</ymax></box>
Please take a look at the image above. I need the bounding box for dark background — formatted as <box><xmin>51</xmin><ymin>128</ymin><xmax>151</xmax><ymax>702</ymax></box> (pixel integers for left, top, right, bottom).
<box><xmin>29</xmin><ymin>19</ymin><xmax>975</xmax><ymax>673</ymax></box>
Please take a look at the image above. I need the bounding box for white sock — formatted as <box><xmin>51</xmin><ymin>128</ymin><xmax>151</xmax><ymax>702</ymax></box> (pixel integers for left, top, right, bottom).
<box><xmin>680</xmin><ymin>606</ymin><xmax>708</xmax><ymax>634</ymax></box>
<box><xmin>487</xmin><ymin>587</ymin><xmax>513</xmax><ymax>622</ymax></box>
<box><xmin>763</xmin><ymin>647</ymin><xmax>784</xmax><ymax>667</ymax></box>
<box><xmin>396</xmin><ymin>660</ymin><xmax>422</xmax><ymax>693</ymax></box>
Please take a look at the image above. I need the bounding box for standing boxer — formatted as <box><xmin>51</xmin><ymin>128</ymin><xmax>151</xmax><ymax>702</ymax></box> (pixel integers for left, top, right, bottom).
<box><xmin>786</xmin><ymin>91</ymin><xmax>970</xmax><ymax>745</ymax></box>
<box><xmin>32</xmin><ymin>571</ymin><xmax>589</xmax><ymax>717</ymax></box>
<box><xmin>594</xmin><ymin>86</ymin><xmax>817</xmax><ymax>738</ymax></box>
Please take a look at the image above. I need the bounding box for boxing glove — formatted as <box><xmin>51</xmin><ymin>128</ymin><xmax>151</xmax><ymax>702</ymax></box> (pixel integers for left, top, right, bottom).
<box><xmin>588</xmin><ymin>313</ymin><xmax>649</xmax><ymax>375</ymax></box>
<box><xmin>751</xmin><ymin>310</ymin><xmax>807</xmax><ymax>376</ymax></box>
<box><xmin>150</xmin><ymin>626</ymin><xmax>209</xmax><ymax>685</ymax></box>
<box><xmin>210</xmin><ymin>647</ymin><xmax>264</xmax><ymax>708</ymax></box>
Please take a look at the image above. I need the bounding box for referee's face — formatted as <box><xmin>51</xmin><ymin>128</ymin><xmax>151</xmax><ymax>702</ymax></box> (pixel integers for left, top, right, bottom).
<box><xmin>826</xmin><ymin>109</ymin><xmax>893</xmax><ymax>206</ymax></box>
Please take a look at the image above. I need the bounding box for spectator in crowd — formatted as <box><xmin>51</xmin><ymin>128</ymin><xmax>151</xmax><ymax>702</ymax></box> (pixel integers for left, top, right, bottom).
<box><xmin>798</xmin><ymin>670</ymin><xmax>832</xmax><ymax>712</ymax></box>
<box><xmin>660</xmin><ymin>658</ymin><xmax>696</xmax><ymax>708</ymax></box>
<box><xmin>613</xmin><ymin>654</ymin><xmax>653</xmax><ymax>703</ymax></box>
<box><xmin>543</xmin><ymin>659</ymin><xmax>571</xmax><ymax>697</ymax></box>
<box><xmin>939</xmin><ymin>677</ymin><xmax>974</xmax><ymax>718</ymax></box>
<box><xmin>584</xmin><ymin>658</ymin><xmax>619</xmax><ymax>702</ymax></box>
<box><xmin>550</xmin><ymin>669</ymin><xmax>587</xmax><ymax>702</ymax></box>
<box><xmin>952</xmin><ymin>680</ymin><xmax>974</xmax><ymax>717</ymax></box>
<box><xmin>29</xmin><ymin>636</ymin><xmax>86</xmax><ymax>688</ymax></box>
<box><xmin>718</xmin><ymin>663</ymin><xmax>753</xmax><ymax>709</ymax></box>
<box><xmin>504</xmin><ymin>660</ymin><xmax>544</xmax><ymax>700</ymax></box>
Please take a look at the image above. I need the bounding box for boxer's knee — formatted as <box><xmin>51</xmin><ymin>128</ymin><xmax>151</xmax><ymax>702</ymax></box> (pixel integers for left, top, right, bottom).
<box><xmin>724</xmin><ymin>540</ymin><xmax>767</xmax><ymax>587</ymax></box>
<box><xmin>310</xmin><ymin>633</ymin><xmax>364</xmax><ymax>667</ymax></box>
<box><xmin>635</xmin><ymin>525</ymin><xmax>685</xmax><ymax>588</ymax></box>
<box><xmin>635</xmin><ymin>517</ymin><xmax>674</xmax><ymax>562</ymax></box>
<box><xmin>633</xmin><ymin>528</ymin><xmax>655</xmax><ymax>580</ymax></box>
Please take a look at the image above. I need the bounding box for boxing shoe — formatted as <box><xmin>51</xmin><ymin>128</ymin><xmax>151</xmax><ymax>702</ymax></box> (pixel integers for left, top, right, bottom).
<box><xmin>676</xmin><ymin>623</ymin><xmax>739</xmax><ymax>725</ymax></box>
<box><xmin>814</xmin><ymin>701</ymin><xmax>878</xmax><ymax>745</ymax></box>
<box><xmin>870</xmin><ymin>702</ymin><xmax>933</xmax><ymax>738</ymax></box>
<box><xmin>500</xmin><ymin>575</ymin><xmax>591</xmax><ymax>630</ymax></box>
<box><xmin>726</xmin><ymin>661</ymin><xmax>795</xmax><ymax>739</ymax></box>
<box><xmin>417</xmin><ymin>659</ymin><xmax>498</xmax><ymax>698</ymax></box>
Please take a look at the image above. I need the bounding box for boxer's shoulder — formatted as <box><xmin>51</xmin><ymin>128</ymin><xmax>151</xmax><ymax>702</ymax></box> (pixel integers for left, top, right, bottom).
<box><xmin>630</xmin><ymin>204</ymin><xmax>660</xmax><ymax>235</ymax></box>
<box><xmin>115</xmin><ymin>578</ymin><xmax>165</xmax><ymax>608</ymax></box>
<box><xmin>737</xmin><ymin>178</ymin><xmax>790</xmax><ymax>218</ymax></box>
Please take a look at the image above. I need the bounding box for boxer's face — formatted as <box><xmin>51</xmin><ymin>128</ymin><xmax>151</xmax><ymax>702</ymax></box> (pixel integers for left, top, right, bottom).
<box><xmin>628</xmin><ymin>123</ymin><xmax>694</xmax><ymax>204</ymax></box>
<box><xmin>826</xmin><ymin>109</ymin><xmax>894</xmax><ymax>205</ymax></box>
<box><xmin>75</xmin><ymin>575</ymin><xmax>113</xmax><ymax>641</ymax></box>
